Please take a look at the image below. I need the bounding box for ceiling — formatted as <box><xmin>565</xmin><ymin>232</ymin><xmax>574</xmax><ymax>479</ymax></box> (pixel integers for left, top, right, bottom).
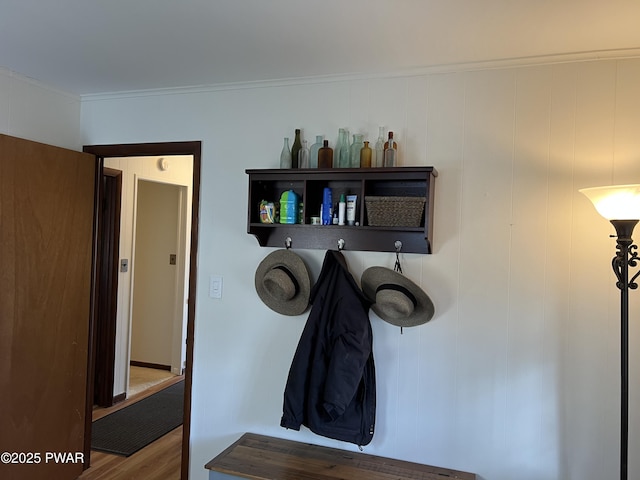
<box><xmin>2</xmin><ymin>0</ymin><xmax>640</xmax><ymax>96</ymax></box>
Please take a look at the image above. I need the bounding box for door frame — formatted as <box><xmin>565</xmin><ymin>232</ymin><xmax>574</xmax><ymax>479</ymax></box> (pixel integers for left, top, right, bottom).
<box><xmin>93</xmin><ymin>167</ymin><xmax>122</xmax><ymax>407</ymax></box>
<box><xmin>83</xmin><ymin>141</ymin><xmax>201</xmax><ymax>480</ymax></box>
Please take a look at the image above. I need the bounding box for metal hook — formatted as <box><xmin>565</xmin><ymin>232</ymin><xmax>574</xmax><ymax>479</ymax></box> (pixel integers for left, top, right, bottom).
<box><xmin>285</xmin><ymin>237</ymin><xmax>292</xmax><ymax>249</ymax></box>
<box><xmin>394</xmin><ymin>240</ymin><xmax>403</xmax><ymax>274</ymax></box>
<box><xmin>337</xmin><ymin>238</ymin><xmax>345</xmax><ymax>251</ymax></box>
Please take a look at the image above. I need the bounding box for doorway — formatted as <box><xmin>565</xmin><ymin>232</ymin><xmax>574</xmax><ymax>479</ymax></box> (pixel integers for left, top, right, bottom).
<box><xmin>84</xmin><ymin>141</ymin><xmax>201</xmax><ymax>480</ymax></box>
<box><xmin>130</xmin><ymin>180</ymin><xmax>188</xmax><ymax>382</ymax></box>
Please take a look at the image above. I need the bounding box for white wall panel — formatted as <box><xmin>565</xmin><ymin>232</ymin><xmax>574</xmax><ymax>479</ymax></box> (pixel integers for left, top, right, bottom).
<box><xmin>81</xmin><ymin>56</ymin><xmax>640</xmax><ymax>480</ymax></box>
<box><xmin>0</xmin><ymin>67</ymin><xmax>80</xmax><ymax>149</ymax></box>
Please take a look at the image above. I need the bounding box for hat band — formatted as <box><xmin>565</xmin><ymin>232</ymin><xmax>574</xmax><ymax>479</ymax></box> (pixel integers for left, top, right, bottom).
<box><xmin>376</xmin><ymin>283</ymin><xmax>417</xmax><ymax>307</ymax></box>
<box><xmin>273</xmin><ymin>265</ymin><xmax>299</xmax><ymax>295</ymax></box>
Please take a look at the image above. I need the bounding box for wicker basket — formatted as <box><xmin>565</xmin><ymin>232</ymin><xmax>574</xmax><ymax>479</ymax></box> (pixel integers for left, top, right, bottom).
<box><xmin>365</xmin><ymin>196</ymin><xmax>426</xmax><ymax>227</ymax></box>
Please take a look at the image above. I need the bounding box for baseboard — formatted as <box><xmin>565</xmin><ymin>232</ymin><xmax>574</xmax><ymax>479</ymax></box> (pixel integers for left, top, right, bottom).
<box><xmin>130</xmin><ymin>360</ymin><xmax>171</xmax><ymax>371</ymax></box>
<box><xmin>113</xmin><ymin>392</ymin><xmax>126</xmax><ymax>404</ymax></box>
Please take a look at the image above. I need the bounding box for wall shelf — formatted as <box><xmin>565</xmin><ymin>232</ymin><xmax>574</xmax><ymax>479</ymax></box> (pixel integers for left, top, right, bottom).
<box><xmin>246</xmin><ymin>167</ymin><xmax>437</xmax><ymax>254</ymax></box>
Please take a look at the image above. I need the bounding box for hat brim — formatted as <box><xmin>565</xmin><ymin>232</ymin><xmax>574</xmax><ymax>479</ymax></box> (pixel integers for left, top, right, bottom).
<box><xmin>361</xmin><ymin>266</ymin><xmax>434</xmax><ymax>327</ymax></box>
<box><xmin>255</xmin><ymin>250</ymin><xmax>311</xmax><ymax>316</ymax></box>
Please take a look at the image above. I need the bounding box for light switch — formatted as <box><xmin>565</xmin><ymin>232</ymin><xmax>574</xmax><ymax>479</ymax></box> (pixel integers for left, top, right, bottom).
<box><xmin>209</xmin><ymin>275</ymin><xmax>223</xmax><ymax>299</ymax></box>
<box><xmin>120</xmin><ymin>259</ymin><xmax>129</xmax><ymax>273</ymax></box>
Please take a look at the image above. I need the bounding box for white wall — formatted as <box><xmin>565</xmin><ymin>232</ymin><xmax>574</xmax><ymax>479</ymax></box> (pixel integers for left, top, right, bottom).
<box><xmin>103</xmin><ymin>155</ymin><xmax>193</xmax><ymax>394</ymax></box>
<box><xmin>81</xmin><ymin>55</ymin><xmax>640</xmax><ymax>480</ymax></box>
<box><xmin>0</xmin><ymin>67</ymin><xmax>80</xmax><ymax>149</ymax></box>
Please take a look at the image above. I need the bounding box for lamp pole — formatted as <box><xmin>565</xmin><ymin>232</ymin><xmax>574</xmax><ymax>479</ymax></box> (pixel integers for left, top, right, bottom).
<box><xmin>610</xmin><ymin>219</ymin><xmax>640</xmax><ymax>480</ymax></box>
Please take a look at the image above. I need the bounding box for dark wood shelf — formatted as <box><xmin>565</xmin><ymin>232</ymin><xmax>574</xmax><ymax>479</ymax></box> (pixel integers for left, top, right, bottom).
<box><xmin>246</xmin><ymin>167</ymin><xmax>437</xmax><ymax>254</ymax></box>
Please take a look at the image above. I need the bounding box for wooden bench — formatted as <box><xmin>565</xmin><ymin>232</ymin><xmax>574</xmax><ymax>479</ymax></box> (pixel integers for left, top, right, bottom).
<box><xmin>205</xmin><ymin>433</ymin><xmax>476</xmax><ymax>480</ymax></box>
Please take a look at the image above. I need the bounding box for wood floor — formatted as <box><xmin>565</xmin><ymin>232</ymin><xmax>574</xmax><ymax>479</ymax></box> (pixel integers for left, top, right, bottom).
<box><xmin>79</xmin><ymin>374</ymin><xmax>184</xmax><ymax>480</ymax></box>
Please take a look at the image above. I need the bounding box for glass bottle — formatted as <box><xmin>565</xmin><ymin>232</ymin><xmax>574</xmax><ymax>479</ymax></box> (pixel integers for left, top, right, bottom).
<box><xmin>309</xmin><ymin>135</ymin><xmax>323</xmax><ymax>168</ymax></box>
<box><xmin>383</xmin><ymin>131</ymin><xmax>398</xmax><ymax>165</ymax></box>
<box><xmin>360</xmin><ymin>141</ymin><xmax>372</xmax><ymax>168</ymax></box>
<box><xmin>384</xmin><ymin>131</ymin><xmax>397</xmax><ymax>167</ymax></box>
<box><xmin>280</xmin><ymin>137</ymin><xmax>291</xmax><ymax>169</ymax></box>
<box><xmin>291</xmin><ymin>129</ymin><xmax>302</xmax><ymax>168</ymax></box>
<box><xmin>298</xmin><ymin>140</ymin><xmax>309</xmax><ymax>169</ymax></box>
<box><xmin>335</xmin><ymin>128</ymin><xmax>349</xmax><ymax>168</ymax></box>
<box><xmin>349</xmin><ymin>134</ymin><xmax>364</xmax><ymax>168</ymax></box>
<box><xmin>374</xmin><ymin>126</ymin><xmax>385</xmax><ymax>168</ymax></box>
<box><xmin>317</xmin><ymin>140</ymin><xmax>333</xmax><ymax>168</ymax></box>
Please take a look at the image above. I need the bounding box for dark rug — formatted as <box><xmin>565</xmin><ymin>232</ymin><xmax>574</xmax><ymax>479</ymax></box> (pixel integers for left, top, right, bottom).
<box><xmin>91</xmin><ymin>380</ymin><xmax>184</xmax><ymax>457</ymax></box>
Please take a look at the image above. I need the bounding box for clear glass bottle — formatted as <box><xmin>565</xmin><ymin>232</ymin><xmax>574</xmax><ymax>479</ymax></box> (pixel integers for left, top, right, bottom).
<box><xmin>291</xmin><ymin>129</ymin><xmax>302</xmax><ymax>168</ymax></box>
<box><xmin>374</xmin><ymin>126</ymin><xmax>385</xmax><ymax>168</ymax></box>
<box><xmin>349</xmin><ymin>134</ymin><xmax>364</xmax><ymax>168</ymax></box>
<box><xmin>317</xmin><ymin>140</ymin><xmax>333</xmax><ymax>168</ymax></box>
<box><xmin>298</xmin><ymin>140</ymin><xmax>309</xmax><ymax>169</ymax></box>
<box><xmin>336</xmin><ymin>128</ymin><xmax>349</xmax><ymax>168</ymax></box>
<box><xmin>360</xmin><ymin>141</ymin><xmax>372</xmax><ymax>168</ymax></box>
<box><xmin>309</xmin><ymin>135</ymin><xmax>323</xmax><ymax>168</ymax></box>
<box><xmin>384</xmin><ymin>131</ymin><xmax>397</xmax><ymax>167</ymax></box>
<box><xmin>280</xmin><ymin>137</ymin><xmax>291</xmax><ymax>169</ymax></box>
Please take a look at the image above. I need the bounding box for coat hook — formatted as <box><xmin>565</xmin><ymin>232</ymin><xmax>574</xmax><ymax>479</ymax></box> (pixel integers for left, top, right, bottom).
<box><xmin>285</xmin><ymin>237</ymin><xmax>292</xmax><ymax>249</ymax></box>
<box><xmin>394</xmin><ymin>240</ymin><xmax>403</xmax><ymax>274</ymax></box>
<box><xmin>337</xmin><ymin>238</ymin><xmax>345</xmax><ymax>251</ymax></box>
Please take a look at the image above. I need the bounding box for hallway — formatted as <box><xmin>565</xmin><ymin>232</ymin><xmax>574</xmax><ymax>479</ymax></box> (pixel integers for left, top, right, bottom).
<box><xmin>80</xmin><ymin>370</ymin><xmax>184</xmax><ymax>479</ymax></box>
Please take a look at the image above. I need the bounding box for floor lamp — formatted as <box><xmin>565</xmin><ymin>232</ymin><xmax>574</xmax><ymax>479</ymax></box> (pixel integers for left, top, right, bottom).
<box><xmin>580</xmin><ymin>184</ymin><xmax>640</xmax><ymax>480</ymax></box>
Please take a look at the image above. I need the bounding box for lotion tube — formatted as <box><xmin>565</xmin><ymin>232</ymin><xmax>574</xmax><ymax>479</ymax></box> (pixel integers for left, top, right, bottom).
<box><xmin>346</xmin><ymin>195</ymin><xmax>357</xmax><ymax>226</ymax></box>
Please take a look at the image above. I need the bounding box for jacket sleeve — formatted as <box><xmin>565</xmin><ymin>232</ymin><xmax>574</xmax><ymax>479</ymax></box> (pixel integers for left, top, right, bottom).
<box><xmin>280</xmin><ymin>328</ymin><xmax>312</xmax><ymax>431</ymax></box>
<box><xmin>322</xmin><ymin>297</ymin><xmax>372</xmax><ymax>420</ymax></box>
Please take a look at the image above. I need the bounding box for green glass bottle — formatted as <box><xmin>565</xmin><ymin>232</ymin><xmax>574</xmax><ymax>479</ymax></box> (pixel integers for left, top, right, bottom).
<box><xmin>291</xmin><ymin>129</ymin><xmax>302</xmax><ymax>168</ymax></box>
<box><xmin>309</xmin><ymin>135</ymin><xmax>323</xmax><ymax>168</ymax></box>
<box><xmin>349</xmin><ymin>134</ymin><xmax>364</xmax><ymax>168</ymax></box>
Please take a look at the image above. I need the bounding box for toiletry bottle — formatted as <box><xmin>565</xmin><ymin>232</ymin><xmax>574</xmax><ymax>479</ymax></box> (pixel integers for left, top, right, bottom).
<box><xmin>279</xmin><ymin>190</ymin><xmax>299</xmax><ymax>224</ymax></box>
<box><xmin>338</xmin><ymin>194</ymin><xmax>346</xmax><ymax>225</ymax></box>
<box><xmin>322</xmin><ymin>188</ymin><xmax>333</xmax><ymax>225</ymax></box>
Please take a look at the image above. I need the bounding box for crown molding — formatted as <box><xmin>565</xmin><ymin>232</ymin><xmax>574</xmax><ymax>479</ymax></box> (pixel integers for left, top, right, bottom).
<box><xmin>82</xmin><ymin>48</ymin><xmax>640</xmax><ymax>102</ymax></box>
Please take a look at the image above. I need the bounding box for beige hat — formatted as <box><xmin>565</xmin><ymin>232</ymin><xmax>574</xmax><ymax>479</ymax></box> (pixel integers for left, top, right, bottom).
<box><xmin>361</xmin><ymin>266</ymin><xmax>434</xmax><ymax>327</ymax></box>
<box><xmin>255</xmin><ymin>249</ymin><xmax>312</xmax><ymax>316</ymax></box>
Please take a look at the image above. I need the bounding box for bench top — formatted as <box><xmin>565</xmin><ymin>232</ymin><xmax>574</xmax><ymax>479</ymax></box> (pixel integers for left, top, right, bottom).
<box><xmin>205</xmin><ymin>433</ymin><xmax>476</xmax><ymax>480</ymax></box>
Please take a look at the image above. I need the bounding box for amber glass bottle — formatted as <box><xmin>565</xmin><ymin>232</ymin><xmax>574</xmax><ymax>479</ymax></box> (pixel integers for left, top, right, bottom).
<box><xmin>360</xmin><ymin>141</ymin><xmax>372</xmax><ymax>168</ymax></box>
<box><xmin>317</xmin><ymin>140</ymin><xmax>333</xmax><ymax>168</ymax></box>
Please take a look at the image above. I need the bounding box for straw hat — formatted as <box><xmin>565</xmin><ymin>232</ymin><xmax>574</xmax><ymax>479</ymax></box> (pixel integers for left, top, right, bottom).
<box><xmin>255</xmin><ymin>249</ymin><xmax>312</xmax><ymax>316</ymax></box>
<box><xmin>361</xmin><ymin>266</ymin><xmax>434</xmax><ymax>327</ymax></box>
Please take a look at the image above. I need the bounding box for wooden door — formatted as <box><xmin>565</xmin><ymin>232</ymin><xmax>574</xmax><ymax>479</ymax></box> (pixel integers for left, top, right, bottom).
<box><xmin>0</xmin><ymin>134</ymin><xmax>97</xmax><ymax>480</ymax></box>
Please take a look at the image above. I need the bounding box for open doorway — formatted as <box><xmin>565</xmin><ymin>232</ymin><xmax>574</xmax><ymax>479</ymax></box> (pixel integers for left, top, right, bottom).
<box><xmin>130</xmin><ymin>179</ymin><xmax>189</xmax><ymax>389</ymax></box>
<box><xmin>84</xmin><ymin>141</ymin><xmax>201</xmax><ymax>480</ymax></box>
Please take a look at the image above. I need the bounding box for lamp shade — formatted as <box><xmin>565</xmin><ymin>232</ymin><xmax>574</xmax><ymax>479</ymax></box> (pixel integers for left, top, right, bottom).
<box><xmin>580</xmin><ymin>184</ymin><xmax>640</xmax><ymax>220</ymax></box>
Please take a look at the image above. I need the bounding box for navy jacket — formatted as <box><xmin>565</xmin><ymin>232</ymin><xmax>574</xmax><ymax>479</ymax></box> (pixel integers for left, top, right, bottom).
<box><xmin>280</xmin><ymin>250</ymin><xmax>376</xmax><ymax>446</ymax></box>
